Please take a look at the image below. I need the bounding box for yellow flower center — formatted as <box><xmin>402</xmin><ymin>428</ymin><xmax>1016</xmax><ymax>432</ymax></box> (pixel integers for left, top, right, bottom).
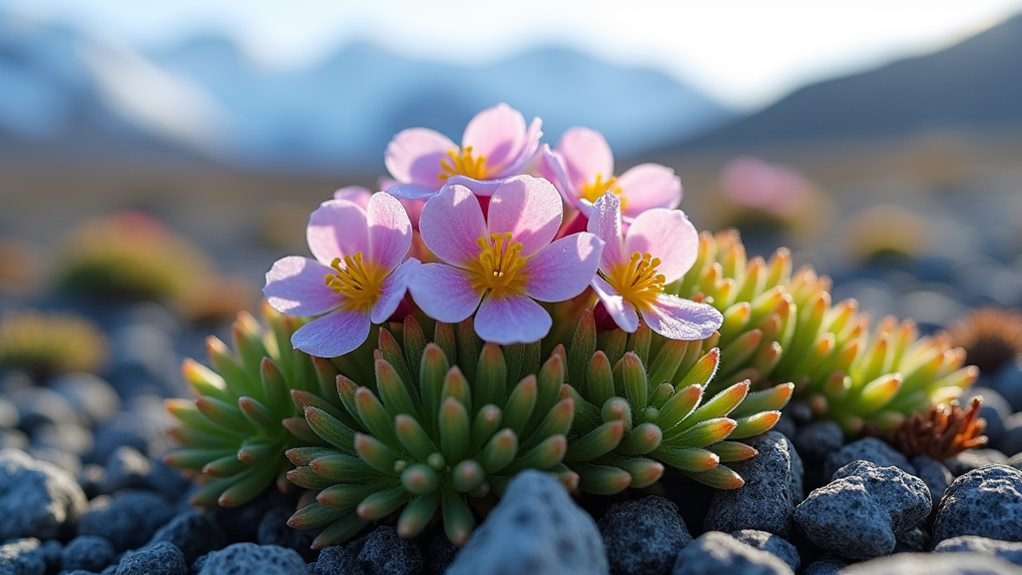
<box><xmin>439</xmin><ymin>146</ymin><xmax>489</xmax><ymax>181</ymax></box>
<box><xmin>467</xmin><ymin>232</ymin><xmax>528</xmax><ymax>297</ymax></box>
<box><xmin>324</xmin><ymin>253</ymin><xmax>387</xmax><ymax>312</ymax></box>
<box><xmin>603</xmin><ymin>252</ymin><xmax>665</xmax><ymax>312</ymax></box>
<box><xmin>579</xmin><ymin>173</ymin><xmax>625</xmax><ymax>208</ymax></box>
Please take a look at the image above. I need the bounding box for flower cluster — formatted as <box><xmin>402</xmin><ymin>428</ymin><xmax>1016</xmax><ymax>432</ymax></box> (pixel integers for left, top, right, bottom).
<box><xmin>265</xmin><ymin>103</ymin><xmax>722</xmax><ymax>356</ymax></box>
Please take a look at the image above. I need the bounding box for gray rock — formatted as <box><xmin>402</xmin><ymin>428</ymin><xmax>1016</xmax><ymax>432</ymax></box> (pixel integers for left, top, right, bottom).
<box><xmin>78</xmin><ymin>491</ymin><xmax>176</xmax><ymax>551</ymax></box>
<box><xmin>197</xmin><ymin>543</ymin><xmax>308</xmax><ymax>575</ymax></box>
<box><xmin>600</xmin><ymin>496</ymin><xmax>691</xmax><ymax>575</ymax></box>
<box><xmin>0</xmin><ymin>448</ymin><xmax>87</xmax><ymax>540</ymax></box>
<box><xmin>773</xmin><ymin>414</ymin><xmax>796</xmax><ymax>439</ymax></box>
<box><xmin>0</xmin><ymin>397</ymin><xmax>18</xmax><ymax>428</ymax></box>
<box><xmin>11</xmin><ymin>387</ymin><xmax>77</xmax><ymax>430</ymax></box>
<box><xmin>729</xmin><ymin>530</ymin><xmax>799</xmax><ymax>572</ymax></box>
<box><xmin>148</xmin><ymin>511</ymin><xmax>226</xmax><ymax>565</ymax></box>
<box><xmin>423</xmin><ymin>532</ymin><xmax>456</xmax><ymax>575</ymax></box>
<box><xmin>38</xmin><ymin>540</ymin><xmax>60</xmax><ymax>573</ymax></box>
<box><xmin>822</xmin><ymin>438</ymin><xmax>914</xmax><ymax>479</ymax></box>
<box><xmin>114</xmin><ymin>541</ymin><xmax>186</xmax><ymax>575</ymax></box>
<box><xmin>1002</xmin><ymin>413</ymin><xmax>1022</xmax><ymax>457</ymax></box>
<box><xmin>801</xmin><ymin>558</ymin><xmax>845</xmax><ymax>575</ymax></box>
<box><xmin>257</xmin><ymin>507</ymin><xmax>315</xmax><ymax>562</ymax></box>
<box><xmin>965</xmin><ymin>387</ymin><xmax>1011</xmax><ymax>445</ymax></box>
<box><xmin>911</xmin><ymin>455</ymin><xmax>953</xmax><ymax>507</ymax></box>
<box><xmin>31</xmin><ymin>422</ymin><xmax>93</xmax><ymax>456</ymax></box>
<box><xmin>992</xmin><ymin>359</ymin><xmax>1022</xmax><ymax>412</ymax></box>
<box><xmin>1011</xmin><ymin>452</ymin><xmax>1022</xmax><ymax>472</ymax></box>
<box><xmin>671</xmin><ymin>531</ymin><xmax>793</xmax><ymax>575</ymax></box>
<box><xmin>50</xmin><ymin>373</ymin><xmax>120</xmax><ymax>426</ymax></box>
<box><xmin>793</xmin><ymin>421</ymin><xmax>844</xmax><ymax>461</ymax></box>
<box><xmin>61</xmin><ymin>536</ymin><xmax>116</xmax><ymax>572</ymax></box>
<box><xmin>944</xmin><ymin>449</ymin><xmax>1009</xmax><ymax>476</ymax></box>
<box><xmin>894</xmin><ymin>527</ymin><xmax>929</xmax><ymax>553</ymax></box>
<box><xmin>839</xmin><ymin>552</ymin><xmax>1022</xmax><ymax>574</ymax></box>
<box><xmin>357</xmin><ymin>526</ymin><xmax>422</xmax><ymax>575</ymax></box>
<box><xmin>26</xmin><ymin>446</ymin><xmax>81</xmax><ymax>476</ymax></box>
<box><xmin>794</xmin><ymin>460</ymin><xmax>931</xmax><ymax>560</ymax></box>
<box><xmin>103</xmin><ymin>447</ymin><xmax>151</xmax><ymax>492</ymax></box>
<box><xmin>448</xmin><ymin>470</ymin><xmax>607</xmax><ymax>575</ymax></box>
<box><xmin>0</xmin><ymin>538</ymin><xmax>46</xmax><ymax>575</ymax></box>
<box><xmin>313</xmin><ymin>546</ymin><xmax>362</xmax><ymax>575</ymax></box>
<box><xmin>933</xmin><ymin>464</ymin><xmax>1022</xmax><ymax>544</ymax></box>
<box><xmin>936</xmin><ymin>535</ymin><xmax>1022</xmax><ymax>566</ymax></box>
<box><xmin>705</xmin><ymin>432</ymin><xmax>803</xmax><ymax>537</ymax></box>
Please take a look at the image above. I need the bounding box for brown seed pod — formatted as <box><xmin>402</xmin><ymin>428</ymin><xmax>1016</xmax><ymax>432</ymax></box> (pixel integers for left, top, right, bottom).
<box><xmin>883</xmin><ymin>398</ymin><xmax>988</xmax><ymax>460</ymax></box>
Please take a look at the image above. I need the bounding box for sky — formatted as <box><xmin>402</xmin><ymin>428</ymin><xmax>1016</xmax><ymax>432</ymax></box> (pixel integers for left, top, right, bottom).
<box><xmin>5</xmin><ymin>0</ymin><xmax>1022</xmax><ymax>109</ymax></box>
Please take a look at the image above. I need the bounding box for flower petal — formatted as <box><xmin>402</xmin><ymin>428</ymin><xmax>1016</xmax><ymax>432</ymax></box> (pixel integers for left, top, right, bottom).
<box><xmin>385</xmin><ymin>128</ymin><xmax>456</xmax><ymax>187</ymax></box>
<box><xmin>444</xmin><ymin>175</ymin><xmax>504</xmax><ymax>197</ymax></box>
<box><xmin>556</xmin><ymin>127</ymin><xmax>613</xmax><ymax>188</ymax></box>
<box><xmin>495</xmin><ymin>117</ymin><xmax>543</xmax><ymax>177</ymax></box>
<box><xmin>418</xmin><ymin>184</ymin><xmax>487</xmax><ymax>266</ymax></box>
<box><xmin>462</xmin><ymin>103</ymin><xmax>526</xmax><ymax>174</ymax></box>
<box><xmin>367</xmin><ymin>192</ymin><xmax>412</xmax><ymax>272</ymax></box>
<box><xmin>592</xmin><ymin>276</ymin><xmax>639</xmax><ymax>332</ymax></box>
<box><xmin>333</xmin><ymin>186</ymin><xmax>372</xmax><ymax>208</ymax></box>
<box><xmin>474</xmin><ymin>294</ymin><xmax>552</xmax><ymax>344</ymax></box>
<box><xmin>617</xmin><ymin>163</ymin><xmax>683</xmax><ymax>217</ymax></box>
<box><xmin>291</xmin><ymin>308</ymin><xmax>371</xmax><ymax>358</ymax></box>
<box><xmin>539</xmin><ymin>144</ymin><xmax>580</xmax><ymax>209</ymax></box>
<box><xmin>624</xmin><ymin>208</ymin><xmax>698</xmax><ymax>283</ymax></box>
<box><xmin>307</xmin><ymin>199</ymin><xmax>368</xmax><ymax>264</ymax></box>
<box><xmin>384</xmin><ymin>183</ymin><xmax>439</xmax><ymax>201</ymax></box>
<box><xmin>486</xmin><ymin>176</ymin><xmax>562</xmax><ymax>258</ymax></box>
<box><xmin>371</xmin><ymin>258</ymin><xmax>419</xmax><ymax>324</ymax></box>
<box><xmin>586</xmin><ymin>193</ymin><xmax>625</xmax><ymax>272</ymax></box>
<box><xmin>407</xmin><ymin>263</ymin><xmax>482</xmax><ymax>323</ymax></box>
<box><xmin>641</xmin><ymin>295</ymin><xmax>723</xmax><ymax>341</ymax></box>
<box><xmin>524</xmin><ymin>232</ymin><xmax>603</xmax><ymax>302</ymax></box>
<box><xmin>263</xmin><ymin>256</ymin><xmax>340</xmax><ymax>316</ymax></box>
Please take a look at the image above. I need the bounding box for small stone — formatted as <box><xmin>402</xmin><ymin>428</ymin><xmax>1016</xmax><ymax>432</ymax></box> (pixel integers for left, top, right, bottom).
<box><xmin>103</xmin><ymin>447</ymin><xmax>152</xmax><ymax>492</ymax></box>
<box><xmin>729</xmin><ymin>530</ymin><xmax>799</xmax><ymax>572</ymax></box>
<box><xmin>50</xmin><ymin>373</ymin><xmax>120</xmax><ymax>426</ymax></box>
<box><xmin>0</xmin><ymin>397</ymin><xmax>18</xmax><ymax>428</ymax></box>
<box><xmin>944</xmin><ymin>449</ymin><xmax>1009</xmax><ymax>476</ymax></box>
<box><xmin>149</xmin><ymin>511</ymin><xmax>227</xmax><ymax>565</ymax></box>
<box><xmin>1010</xmin><ymin>452</ymin><xmax>1022</xmax><ymax>472</ymax></box>
<box><xmin>0</xmin><ymin>538</ymin><xmax>46</xmax><ymax>575</ymax></box>
<box><xmin>197</xmin><ymin>543</ymin><xmax>308</xmax><ymax>575</ymax></box>
<box><xmin>822</xmin><ymin>437</ymin><xmax>914</xmax><ymax>478</ymax></box>
<box><xmin>992</xmin><ymin>359</ymin><xmax>1022</xmax><ymax>412</ymax></box>
<box><xmin>772</xmin><ymin>414</ymin><xmax>796</xmax><ymax>439</ymax></box>
<box><xmin>793</xmin><ymin>460</ymin><xmax>931</xmax><ymax>560</ymax></box>
<box><xmin>792</xmin><ymin>421</ymin><xmax>844</xmax><ymax>462</ymax></box>
<box><xmin>933</xmin><ymin>464</ymin><xmax>1022</xmax><ymax>544</ymax></box>
<box><xmin>894</xmin><ymin>526</ymin><xmax>929</xmax><ymax>552</ymax></box>
<box><xmin>357</xmin><ymin>526</ymin><xmax>422</xmax><ymax>575</ymax></box>
<box><xmin>78</xmin><ymin>463</ymin><xmax>107</xmax><ymax>499</ymax></box>
<box><xmin>599</xmin><ymin>496</ymin><xmax>691</xmax><ymax>575</ymax></box>
<box><xmin>839</xmin><ymin>552</ymin><xmax>1019</xmax><ymax>574</ymax></box>
<box><xmin>26</xmin><ymin>446</ymin><xmax>81</xmax><ymax>476</ymax></box>
<box><xmin>935</xmin><ymin>535</ymin><xmax>1022</xmax><ymax>566</ymax></box>
<box><xmin>89</xmin><ymin>417</ymin><xmax>153</xmax><ymax>464</ymax></box>
<box><xmin>671</xmin><ymin>531</ymin><xmax>793</xmax><ymax>575</ymax></box>
<box><xmin>61</xmin><ymin>536</ymin><xmax>116</xmax><ymax>572</ymax></box>
<box><xmin>965</xmin><ymin>387</ymin><xmax>1012</xmax><ymax>445</ymax></box>
<box><xmin>801</xmin><ymin>557</ymin><xmax>846</xmax><ymax>575</ymax></box>
<box><xmin>1000</xmin><ymin>412</ymin><xmax>1022</xmax><ymax>457</ymax></box>
<box><xmin>78</xmin><ymin>491</ymin><xmax>176</xmax><ymax>551</ymax></box>
<box><xmin>423</xmin><ymin>532</ymin><xmax>456</xmax><ymax>575</ymax></box>
<box><xmin>0</xmin><ymin>448</ymin><xmax>87</xmax><ymax>540</ymax></box>
<box><xmin>313</xmin><ymin>546</ymin><xmax>362</xmax><ymax>575</ymax></box>
<box><xmin>911</xmin><ymin>455</ymin><xmax>953</xmax><ymax>507</ymax></box>
<box><xmin>38</xmin><ymin>540</ymin><xmax>61</xmax><ymax>573</ymax></box>
<box><xmin>209</xmin><ymin>490</ymin><xmax>291</xmax><ymax>543</ymax></box>
<box><xmin>448</xmin><ymin>470</ymin><xmax>607</xmax><ymax>575</ymax></box>
<box><xmin>11</xmin><ymin>387</ymin><xmax>77</xmax><ymax>430</ymax></box>
<box><xmin>257</xmin><ymin>507</ymin><xmax>315</xmax><ymax>562</ymax></box>
<box><xmin>114</xmin><ymin>541</ymin><xmax>187</xmax><ymax>575</ymax></box>
<box><xmin>705</xmin><ymin>432</ymin><xmax>803</xmax><ymax>537</ymax></box>
<box><xmin>31</xmin><ymin>422</ymin><xmax>93</xmax><ymax>456</ymax></box>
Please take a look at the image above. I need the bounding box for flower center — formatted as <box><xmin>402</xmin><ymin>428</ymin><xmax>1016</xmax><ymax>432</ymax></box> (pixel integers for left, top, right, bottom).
<box><xmin>603</xmin><ymin>252</ymin><xmax>665</xmax><ymax>312</ymax></box>
<box><xmin>467</xmin><ymin>232</ymin><xmax>528</xmax><ymax>297</ymax></box>
<box><xmin>579</xmin><ymin>173</ymin><xmax>625</xmax><ymax>208</ymax></box>
<box><xmin>439</xmin><ymin>146</ymin><xmax>489</xmax><ymax>181</ymax></box>
<box><xmin>324</xmin><ymin>253</ymin><xmax>387</xmax><ymax>312</ymax></box>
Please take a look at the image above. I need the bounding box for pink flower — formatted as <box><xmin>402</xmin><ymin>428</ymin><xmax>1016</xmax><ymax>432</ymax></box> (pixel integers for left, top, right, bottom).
<box><xmin>410</xmin><ymin>176</ymin><xmax>603</xmax><ymax>344</ymax></box>
<box><xmin>543</xmin><ymin>127</ymin><xmax>682</xmax><ymax>219</ymax></box>
<box><xmin>264</xmin><ymin>192</ymin><xmax>418</xmax><ymax>357</ymax></box>
<box><xmin>335</xmin><ymin>185</ymin><xmax>424</xmax><ymax>229</ymax></box>
<box><xmin>587</xmin><ymin>193</ymin><xmax>722</xmax><ymax>339</ymax></box>
<box><xmin>719</xmin><ymin>157</ymin><xmax>812</xmax><ymax>217</ymax></box>
<box><xmin>384</xmin><ymin>103</ymin><xmax>542</xmax><ymax>201</ymax></box>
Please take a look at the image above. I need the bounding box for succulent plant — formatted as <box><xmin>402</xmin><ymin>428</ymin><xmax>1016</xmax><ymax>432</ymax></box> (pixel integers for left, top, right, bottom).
<box><xmin>164</xmin><ymin>303</ymin><xmax>352</xmax><ymax>507</ymax></box>
<box><xmin>561</xmin><ymin>309</ymin><xmax>792</xmax><ymax>493</ymax></box>
<box><xmin>947</xmin><ymin>307</ymin><xmax>1022</xmax><ymax>375</ymax></box>
<box><xmin>0</xmin><ymin>310</ymin><xmax>107</xmax><ymax>377</ymax></box>
<box><xmin>287</xmin><ymin>316</ymin><xmax>578</xmax><ymax>548</ymax></box>
<box><xmin>671</xmin><ymin>230</ymin><xmax>977</xmax><ymax>433</ymax></box>
<box><xmin>877</xmin><ymin>397</ymin><xmax>987</xmax><ymax>460</ymax></box>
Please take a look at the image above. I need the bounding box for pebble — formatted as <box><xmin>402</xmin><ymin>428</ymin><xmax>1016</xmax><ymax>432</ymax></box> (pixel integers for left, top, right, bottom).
<box><xmin>1010</xmin><ymin>452</ymin><xmax>1022</xmax><ymax>472</ymax></box>
<box><xmin>839</xmin><ymin>552</ymin><xmax>1021</xmax><ymax>574</ymax></box>
<box><xmin>801</xmin><ymin>558</ymin><xmax>846</xmax><ymax>575</ymax></box>
<box><xmin>944</xmin><ymin>449</ymin><xmax>1009</xmax><ymax>476</ymax></box>
<box><xmin>999</xmin><ymin>412</ymin><xmax>1022</xmax><ymax>457</ymax></box>
<box><xmin>932</xmin><ymin>464</ymin><xmax>1022</xmax><ymax>544</ymax></box>
<box><xmin>671</xmin><ymin>531</ymin><xmax>793</xmax><ymax>575</ymax></box>
<box><xmin>149</xmin><ymin>510</ymin><xmax>227</xmax><ymax>565</ymax></box>
<box><xmin>729</xmin><ymin>530</ymin><xmax>799</xmax><ymax>572</ymax></box>
<box><xmin>312</xmin><ymin>546</ymin><xmax>361</xmax><ymax>575</ymax></box>
<box><xmin>794</xmin><ymin>460</ymin><xmax>931</xmax><ymax>560</ymax></box>
<box><xmin>61</xmin><ymin>536</ymin><xmax>116</xmax><ymax>572</ymax></box>
<box><xmin>257</xmin><ymin>507</ymin><xmax>316</xmax><ymax>562</ymax></box>
<box><xmin>11</xmin><ymin>387</ymin><xmax>77</xmax><ymax>430</ymax></box>
<box><xmin>31</xmin><ymin>422</ymin><xmax>94</xmax><ymax>457</ymax></box>
<box><xmin>50</xmin><ymin>373</ymin><xmax>120</xmax><ymax>426</ymax></box>
<box><xmin>911</xmin><ymin>455</ymin><xmax>953</xmax><ymax>507</ymax></box>
<box><xmin>705</xmin><ymin>432</ymin><xmax>804</xmax><ymax>537</ymax></box>
<box><xmin>423</xmin><ymin>532</ymin><xmax>457</xmax><ymax>575</ymax></box>
<box><xmin>822</xmin><ymin>437</ymin><xmax>914</xmax><ymax>478</ymax></box>
<box><xmin>792</xmin><ymin>421</ymin><xmax>843</xmax><ymax>462</ymax></box>
<box><xmin>0</xmin><ymin>397</ymin><xmax>18</xmax><ymax>428</ymax></box>
<box><xmin>992</xmin><ymin>359</ymin><xmax>1022</xmax><ymax>412</ymax></box>
<box><xmin>0</xmin><ymin>538</ymin><xmax>46</xmax><ymax>575</ymax></box>
<box><xmin>935</xmin><ymin>535</ymin><xmax>1022</xmax><ymax>566</ymax></box>
<box><xmin>102</xmin><ymin>446</ymin><xmax>152</xmax><ymax>492</ymax></box>
<box><xmin>599</xmin><ymin>496</ymin><xmax>692</xmax><ymax>575</ymax></box>
<box><xmin>447</xmin><ymin>470</ymin><xmax>608</xmax><ymax>575</ymax></box>
<box><xmin>964</xmin><ymin>387</ymin><xmax>1012</xmax><ymax>446</ymax></box>
<box><xmin>196</xmin><ymin>543</ymin><xmax>309</xmax><ymax>575</ymax></box>
<box><xmin>0</xmin><ymin>448</ymin><xmax>87</xmax><ymax>540</ymax></box>
<box><xmin>114</xmin><ymin>541</ymin><xmax>187</xmax><ymax>575</ymax></box>
<box><xmin>357</xmin><ymin>526</ymin><xmax>423</xmax><ymax>575</ymax></box>
<box><xmin>78</xmin><ymin>491</ymin><xmax>176</xmax><ymax>551</ymax></box>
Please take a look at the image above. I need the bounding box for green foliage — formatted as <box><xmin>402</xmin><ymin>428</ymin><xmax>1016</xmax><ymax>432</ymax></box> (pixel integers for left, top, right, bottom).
<box><xmin>0</xmin><ymin>310</ymin><xmax>107</xmax><ymax>377</ymax></box>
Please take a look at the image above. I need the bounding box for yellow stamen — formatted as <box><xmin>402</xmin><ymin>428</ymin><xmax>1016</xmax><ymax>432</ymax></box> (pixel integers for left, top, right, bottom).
<box><xmin>603</xmin><ymin>252</ymin><xmax>665</xmax><ymax>312</ymax></box>
<box><xmin>439</xmin><ymin>146</ymin><xmax>489</xmax><ymax>181</ymax></box>
<box><xmin>324</xmin><ymin>253</ymin><xmax>387</xmax><ymax>312</ymax></box>
<box><xmin>579</xmin><ymin>172</ymin><xmax>625</xmax><ymax>208</ymax></box>
<box><xmin>467</xmin><ymin>232</ymin><xmax>528</xmax><ymax>298</ymax></box>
